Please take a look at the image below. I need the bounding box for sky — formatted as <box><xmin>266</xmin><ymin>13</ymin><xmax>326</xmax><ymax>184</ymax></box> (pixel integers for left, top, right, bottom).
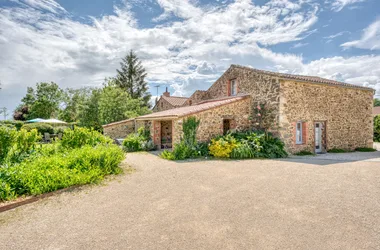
<box><xmin>0</xmin><ymin>0</ymin><xmax>380</xmax><ymax>119</ymax></box>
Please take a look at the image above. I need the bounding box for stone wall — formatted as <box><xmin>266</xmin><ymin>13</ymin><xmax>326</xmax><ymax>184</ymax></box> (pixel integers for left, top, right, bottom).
<box><xmin>153</xmin><ymin>97</ymin><xmax>174</xmax><ymax>112</ymax></box>
<box><xmin>279</xmin><ymin>80</ymin><xmax>374</xmax><ymax>153</ymax></box>
<box><xmin>187</xmin><ymin>90</ymin><xmax>208</xmax><ymax>105</ymax></box>
<box><xmin>172</xmin><ymin>98</ymin><xmax>252</xmax><ymax>145</ymax></box>
<box><xmin>204</xmin><ymin>66</ymin><xmax>281</xmax><ymax>128</ymax></box>
<box><xmin>103</xmin><ymin>120</ymin><xmax>135</xmax><ymax>139</ymax></box>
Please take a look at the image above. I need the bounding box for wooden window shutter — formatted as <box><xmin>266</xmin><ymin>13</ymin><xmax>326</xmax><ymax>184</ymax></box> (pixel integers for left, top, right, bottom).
<box><xmin>227</xmin><ymin>80</ymin><xmax>231</xmax><ymax>96</ymax></box>
<box><xmin>293</xmin><ymin>122</ymin><xmax>297</xmax><ymax>145</ymax></box>
<box><xmin>302</xmin><ymin>122</ymin><xmax>307</xmax><ymax>144</ymax></box>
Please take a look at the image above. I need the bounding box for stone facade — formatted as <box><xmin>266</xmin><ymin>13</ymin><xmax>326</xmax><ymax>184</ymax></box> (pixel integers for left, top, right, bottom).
<box><xmin>153</xmin><ymin>97</ymin><xmax>175</xmax><ymax>112</ymax></box>
<box><xmin>172</xmin><ymin>98</ymin><xmax>252</xmax><ymax>145</ymax></box>
<box><xmin>279</xmin><ymin>80</ymin><xmax>374</xmax><ymax>153</ymax></box>
<box><xmin>103</xmin><ymin>64</ymin><xmax>374</xmax><ymax>154</ymax></box>
<box><xmin>103</xmin><ymin>119</ymin><xmax>135</xmax><ymax>139</ymax></box>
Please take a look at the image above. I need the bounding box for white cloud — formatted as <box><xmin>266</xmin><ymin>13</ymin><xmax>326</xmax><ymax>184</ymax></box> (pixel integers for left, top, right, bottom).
<box><xmin>324</xmin><ymin>31</ymin><xmax>350</xmax><ymax>39</ymax></box>
<box><xmin>327</xmin><ymin>0</ymin><xmax>367</xmax><ymax>12</ymax></box>
<box><xmin>0</xmin><ymin>0</ymin><xmax>379</xmax><ymax>116</ymax></box>
<box><xmin>290</xmin><ymin>42</ymin><xmax>309</xmax><ymax>49</ymax></box>
<box><xmin>341</xmin><ymin>19</ymin><xmax>380</xmax><ymax>50</ymax></box>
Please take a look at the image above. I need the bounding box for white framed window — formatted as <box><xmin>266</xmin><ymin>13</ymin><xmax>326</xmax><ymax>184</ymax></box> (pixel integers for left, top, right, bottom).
<box><xmin>230</xmin><ymin>79</ymin><xmax>237</xmax><ymax>96</ymax></box>
<box><xmin>296</xmin><ymin>121</ymin><xmax>303</xmax><ymax>144</ymax></box>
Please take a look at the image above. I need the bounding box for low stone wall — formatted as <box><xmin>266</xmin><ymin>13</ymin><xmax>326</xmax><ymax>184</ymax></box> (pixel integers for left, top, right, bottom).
<box><xmin>103</xmin><ymin>120</ymin><xmax>135</xmax><ymax>139</ymax></box>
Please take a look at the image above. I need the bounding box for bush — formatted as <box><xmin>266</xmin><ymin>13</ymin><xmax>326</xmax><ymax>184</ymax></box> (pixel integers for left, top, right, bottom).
<box><xmin>123</xmin><ymin>127</ymin><xmax>155</xmax><ymax>152</ymax></box>
<box><xmin>294</xmin><ymin>150</ymin><xmax>315</xmax><ymax>156</ymax></box>
<box><xmin>209</xmin><ymin>134</ymin><xmax>238</xmax><ymax>158</ymax></box>
<box><xmin>0</xmin><ymin>145</ymin><xmax>124</xmax><ymax>200</ymax></box>
<box><xmin>374</xmin><ymin>115</ymin><xmax>380</xmax><ymax>143</ymax></box>
<box><xmin>54</xmin><ymin>126</ymin><xmax>69</xmax><ymax>134</ymax></box>
<box><xmin>123</xmin><ymin>134</ymin><xmax>142</xmax><ymax>152</ymax></box>
<box><xmin>231</xmin><ymin>142</ymin><xmax>254</xmax><ymax>159</ymax></box>
<box><xmin>60</xmin><ymin>127</ymin><xmax>112</xmax><ymax>149</ymax></box>
<box><xmin>160</xmin><ymin>150</ymin><xmax>175</xmax><ymax>160</ymax></box>
<box><xmin>0</xmin><ymin>127</ymin><xmax>16</xmax><ymax>164</ymax></box>
<box><xmin>355</xmin><ymin>147</ymin><xmax>377</xmax><ymax>152</ymax></box>
<box><xmin>327</xmin><ymin>148</ymin><xmax>351</xmax><ymax>153</ymax></box>
<box><xmin>22</xmin><ymin>123</ymin><xmax>54</xmax><ymax>135</ymax></box>
<box><xmin>0</xmin><ymin>121</ymin><xmax>24</xmax><ymax>130</ymax></box>
<box><xmin>7</xmin><ymin>129</ymin><xmax>41</xmax><ymax>163</ymax></box>
<box><xmin>258</xmin><ymin>135</ymin><xmax>287</xmax><ymax>158</ymax></box>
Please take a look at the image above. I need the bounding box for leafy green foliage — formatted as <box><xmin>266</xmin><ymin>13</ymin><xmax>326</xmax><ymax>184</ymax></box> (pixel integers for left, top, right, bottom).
<box><xmin>122</xmin><ymin>127</ymin><xmax>155</xmax><ymax>152</ymax></box>
<box><xmin>0</xmin><ymin>127</ymin><xmax>16</xmax><ymax>164</ymax></box>
<box><xmin>0</xmin><ymin>145</ymin><xmax>124</xmax><ymax>201</ymax></box>
<box><xmin>160</xmin><ymin>117</ymin><xmax>203</xmax><ymax>160</ymax></box>
<box><xmin>60</xmin><ymin>127</ymin><xmax>112</xmax><ymax>149</ymax></box>
<box><xmin>294</xmin><ymin>150</ymin><xmax>315</xmax><ymax>156</ymax></box>
<box><xmin>231</xmin><ymin>141</ymin><xmax>254</xmax><ymax>159</ymax></box>
<box><xmin>59</xmin><ymin>88</ymin><xmax>91</xmax><ymax>123</ymax></box>
<box><xmin>374</xmin><ymin>115</ymin><xmax>380</xmax><ymax>143</ymax></box>
<box><xmin>115</xmin><ymin>50</ymin><xmax>152</xmax><ymax>107</ymax></box>
<box><xmin>21</xmin><ymin>123</ymin><xmax>54</xmax><ymax>135</ymax></box>
<box><xmin>374</xmin><ymin>98</ymin><xmax>380</xmax><ymax>107</ymax></box>
<box><xmin>182</xmin><ymin>117</ymin><xmax>200</xmax><ymax>147</ymax></box>
<box><xmin>0</xmin><ymin>120</ymin><xmax>24</xmax><ymax>130</ymax></box>
<box><xmin>355</xmin><ymin>147</ymin><xmax>377</xmax><ymax>152</ymax></box>
<box><xmin>327</xmin><ymin>148</ymin><xmax>351</xmax><ymax>153</ymax></box>
<box><xmin>209</xmin><ymin>134</ymin><xmax>238</xmax><ymax>158</ymax></box>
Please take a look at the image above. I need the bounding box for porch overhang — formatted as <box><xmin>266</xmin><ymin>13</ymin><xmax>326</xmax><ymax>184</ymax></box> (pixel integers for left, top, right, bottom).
<box><xmin>135</xmin><ymin>116</ymin><xmax>177</xmax><ymax>121</ymax></box>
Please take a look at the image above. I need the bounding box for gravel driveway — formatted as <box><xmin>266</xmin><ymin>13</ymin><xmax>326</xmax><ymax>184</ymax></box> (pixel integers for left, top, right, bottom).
<box><xmin>1</xmin><ymin>151</ymin><xmax>380</xmax><ymax>250</ymax></box>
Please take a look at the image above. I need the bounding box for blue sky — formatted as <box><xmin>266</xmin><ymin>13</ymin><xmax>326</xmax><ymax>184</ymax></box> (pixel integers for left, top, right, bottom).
<box><xmin>0</xmin><ymin>0</ymin><xmax>379</xmax><ymax>118</ymax></box>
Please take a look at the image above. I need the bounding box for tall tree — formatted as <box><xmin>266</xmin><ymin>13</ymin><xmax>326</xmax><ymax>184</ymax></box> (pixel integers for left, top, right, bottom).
<box><xmin>98</xmin><ymin>81</ymin><xmax>151</xmax><ymax>125</ymax></box>
<box><xmin>77</xmin><ymin>88</ymin><xmax>102</xmax><ymax>131</ymax></box>
<box><xmin>115</xmin><ymin>50</ymin><xmax>152</xmax><ymax>107</ymax></box>
<box><xmin>59</xmin><ymin>88</ymin><xmax>91</xmax><ymax>122</ymax></box>
<box><xmin>29</xmin><ymin>82</ymin><xmax>63</xmax><ymax>119</ymax></box>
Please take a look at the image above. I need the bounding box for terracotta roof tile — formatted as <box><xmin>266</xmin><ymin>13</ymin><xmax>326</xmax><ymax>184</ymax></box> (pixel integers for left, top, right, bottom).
<box><xmin>137</xmin><ymin>95</ymin><xmax>249</xmax><ymax>120</ymax></box>
<box><xmin>232</xmin><ymin>64</ymin><xmax>375</xmax><ymax>91</ymax></box>
<box><xmin>102</xmin><ymin>118</ymin><xmax>134</xmax><ymax>128</ymax></box>
<box><xmin>374</xmin><ymin>106</ymin><xmax>380</xmax><ymax>116</ymax></box>
<box><xmin>162</xmin><ymin>96</ymin><xmax>189</xmax><ymax>107</ymax></box>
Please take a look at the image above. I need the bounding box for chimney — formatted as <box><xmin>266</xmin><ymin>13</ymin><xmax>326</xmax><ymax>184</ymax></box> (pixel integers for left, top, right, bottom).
<box><xmin>163</xmin><ymin>87</ymin><xmax>170</xmax><ymax>97</ymax></box>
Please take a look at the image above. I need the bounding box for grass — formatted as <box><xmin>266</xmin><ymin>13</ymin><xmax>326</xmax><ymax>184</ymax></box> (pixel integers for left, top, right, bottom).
<box><xmin>327</xmin><ymin>148</ymin><xmax>352</xmax><ymax>153</ymax></box>
<box><xmin>294</xmin><ymin>150</ymin><xmax>315</xmax><ymax>156</ymax></box>
<box><xmin>355</xmin><ymin>147</ymin><xmax>377</xmax><ymax>152</ymax></box>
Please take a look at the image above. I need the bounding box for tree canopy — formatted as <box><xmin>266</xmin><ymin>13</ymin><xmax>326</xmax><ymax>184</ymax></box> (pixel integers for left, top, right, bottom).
<box><xmin>374</xmin><ymin>98</ymin><xmax>380</xmax><ymax>107</ymax></box>
<box><xmin>115</xmin><ymin>50</ymin><xmax>152</xmax><ymax>107</ymax></box>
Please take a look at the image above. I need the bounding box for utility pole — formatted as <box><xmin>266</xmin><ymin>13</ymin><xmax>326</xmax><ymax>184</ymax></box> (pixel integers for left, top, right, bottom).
<box><xmin>0</xmin><ymin>107</ymin><xmax>8</xmax><ymax>120</ymax></box>
<box><xmin>154</xmin><ymin>84</ymin><xmax>160</xmax><ymax>105</ymax></box>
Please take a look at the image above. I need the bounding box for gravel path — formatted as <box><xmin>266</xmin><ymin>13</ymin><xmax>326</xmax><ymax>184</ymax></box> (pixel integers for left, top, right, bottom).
<box><xmin>1</xmin><ymin>151</ymin><xmax>380</xmax><ymax>250</ymax></box>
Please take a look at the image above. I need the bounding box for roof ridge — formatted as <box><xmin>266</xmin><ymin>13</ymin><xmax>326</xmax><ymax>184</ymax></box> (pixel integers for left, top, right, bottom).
<box><xmin>231</xmin><ymin>64</ymin><xmax>374</xmax><ymax>91</ymax></box>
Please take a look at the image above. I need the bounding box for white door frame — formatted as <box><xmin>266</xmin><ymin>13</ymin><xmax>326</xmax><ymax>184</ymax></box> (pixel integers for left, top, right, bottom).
<box><xmin>315</xmin><ymin>122</ymin><xmax>323</xmax><ymax>153</ymax></box>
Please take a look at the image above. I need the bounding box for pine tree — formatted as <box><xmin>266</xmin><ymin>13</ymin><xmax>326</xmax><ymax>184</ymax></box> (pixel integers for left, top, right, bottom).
<box><xmin>115</xmin><ymin>50</ymin><xmax>152</xmax><ymax>107</ymax></box>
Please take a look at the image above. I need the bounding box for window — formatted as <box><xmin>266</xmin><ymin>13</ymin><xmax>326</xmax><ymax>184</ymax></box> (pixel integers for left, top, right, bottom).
<box><xmin>296</xmin><ymin>121</ymin><xmax>303</xmax><ymax>144</ymax></box>
<box><xmin>161</xmin><ymin>102</ymin><xmax>163</xmax><ymax>108</ymax></box>
<box><xmin>230</xmin><ymin>79</ymin><xmax>237</xmax><ymax>96</ymax></box>
<box><xmin>189</xmin><ymin>100</ymin><xmax>192</xmax><ymax>106</ymax></box>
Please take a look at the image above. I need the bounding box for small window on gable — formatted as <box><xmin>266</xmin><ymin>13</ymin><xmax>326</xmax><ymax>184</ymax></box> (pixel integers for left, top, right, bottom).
<box><xmin>161</xmin><ymin>102</ymin><xmax>163</xmax><ymax>108</ymax></box>
<box><xmin>230</xmin><ymin>79</ymin><xmax>237</xmax><ymax>96</ymax></box>
<box><xmin>189</xmin><ymin>100</ymin><xmax>192</xmax><ymax>106</ymax></box>
<box><xmin>296</xmin><ymin>121</ymin><xmax>303</xmax><ymax>144</ymax></box>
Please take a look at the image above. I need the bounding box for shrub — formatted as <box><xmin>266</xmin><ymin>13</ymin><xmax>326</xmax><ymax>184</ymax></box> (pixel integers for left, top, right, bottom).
<box><xmin>7</xmin><ymin>129</ymin><xmax>41</xmax><ymax>163</ymax></box>
<box><xmin>0</xmin><ymin>127</ymin><xmax>16</xmax><ymax>164</ymax></box>
<box><xmin>60</xmin><ymin>127</ymin><xmax>112</xmax><ymax>149</ymax></box>
<box><xmin>209</xmin><ymin>134</ymin><xmax>238</xmax><ymax>158</ymax></box>
<box><xmin>160</xmin><ymin>150</ymin><xmax>175</xmax><ymax>160</ymax></box>
<box><xmin>258</xmin><ymin>136</ymin><xmax>287</xmax><ymax>158</ymax></box>
<box><xmin>123</xmin><ymin>127</ymin><xmax>155</xmax><ymax>152</ymax></box>
<box><xmin>123</xmin><ymin>134</ymin><xmax>142</xmax><ymax>152</ymax></box>
<box><xmin>231</xmin><ymin>142</ymin><xmax>254</xmax><ymax>159</ymax></box>
<box><xmin>0</xmin><ymin>121</ymin><xmax>24</xmax><ymax>130</ymax></box>
<box><xmin>374</xmin><ymin>115</ymin><xmax>380</xmax><ymax>143</ymax></box>
<box><xmin>54</xmin><ymin>126</ymin><xmax>69</xmax><ymax>134</ymax></box>
<box><xmin>294</xmin><ymin>150</ymin><xmax>315</xmax><ymax>156</ymax></box>
<box><xmin>22</xmin><ymin>123</ymin><xmax>54</xmax><ymax>135</ymax></box>
<box><xmin>0</xmin><ymin>145</ymin><xmax>124</xmax><ymax>201</ymax></box>
<box><xmin>182</xmin><ymin>117</ymin><xmax>200</xmax><ymax>147</ymax></box>
<box><xmin>355</xmin><ymin>147</ymin><xmax>377</xmax><ymax>152</ymax></box>
<box><xmin>327</xmin><ymin>148</ymin><xmax>350</xmax><ymax>153</ymax></box>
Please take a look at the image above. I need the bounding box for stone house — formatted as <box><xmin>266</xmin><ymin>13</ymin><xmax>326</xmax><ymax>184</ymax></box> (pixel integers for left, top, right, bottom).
<box><xmin>152</xmin><ymin>87</ymin><xmax>189</xmax><ymax>112</ymax></box>
<box><xmin>103</xmin><ymin>64</ymin><xmax>375</xmax><ymax>153</ymax></box>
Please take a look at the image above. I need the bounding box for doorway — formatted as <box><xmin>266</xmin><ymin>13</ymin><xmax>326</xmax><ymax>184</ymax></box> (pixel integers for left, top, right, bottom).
<box><xmin>223</xmin><ymin>119</ymin><xmax>231</xmax><ymax>135</ymax></box>
<box><xmin>314</xmin><ymin>122</ymin><xmax>326</xmax><ymax>153</ymax></box>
